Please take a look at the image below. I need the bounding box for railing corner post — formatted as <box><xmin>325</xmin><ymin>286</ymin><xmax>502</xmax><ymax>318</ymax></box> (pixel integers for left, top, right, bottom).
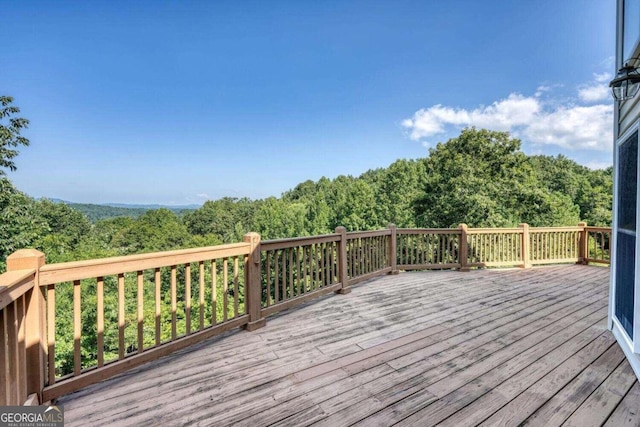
<box><xmin>243</xmin><ymin>233</ymin><xmax>266</xmax><ymax>331</ymax></box>
<box><xmin>577</xmin><ymin>221</ymin><xmax>588</xmax><ymax>265</ymax></box>
<box><xmin>519</xmin><ymin>223</ymin><xmax>531</xmax><ymax>268</ymax></box>
<box><xmin>387</xmin><ymin>223</ymin><xmax>399</xmax><ymax>275</ymax></box>
<box><xmin>7</xmin><ymin>249</ymin><xmax>46</xmax><ymax>404</ymax></box>
<box><xmin>335</xmin><ymin>226</ymin><xmax>351</xmax><ymax>294</ymax></box>
<box><xmin>458</xmin><ymin>224</ymin><xmax>470</xmax><ymax>272</ymax></box>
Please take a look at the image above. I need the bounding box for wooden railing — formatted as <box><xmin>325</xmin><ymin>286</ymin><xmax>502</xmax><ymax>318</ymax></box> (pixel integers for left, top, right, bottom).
<box><xmin>584</xmin><ymin>226</ymin><xmax>612</xmax><ymax>264</ymax></box>
<box><xmin>0</xmin><ymin>223</ymin><xmax>611</xmax><ymax>404</ymax></box>
<box><xmin>0</xmin><ymin>250</ymin><xmax>45</xmax><ymax>406</ymax></box>
<box><xmin>37</xmin><ymin>241</ymin><xmax>259</xmax><ymax>402</ymax></box>
<box><xmin>260</xmin><ymin>233</ymin><xmax>342</xmax><ymax>317</ymax></box>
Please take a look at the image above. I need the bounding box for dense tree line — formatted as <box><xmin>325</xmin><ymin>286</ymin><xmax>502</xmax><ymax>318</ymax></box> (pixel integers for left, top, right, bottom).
<box><xmin>1</xmin><ymin>127</ymin><xmax>612</xmax><ymax>271</ymax></box>
<box><xmin>0</xmin><ymin>97</ymin><xmax>614</xmax><ymax>375</ymax></box>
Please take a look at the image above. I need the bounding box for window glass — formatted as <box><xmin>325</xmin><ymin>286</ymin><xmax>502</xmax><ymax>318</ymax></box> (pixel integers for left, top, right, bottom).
<box><xmin>615</xmin><ymin>130</ymin><xmax>638</xmax><ymax>339</ymax></box>
<box><xmin>624</xmin><ymin>0</ymin><xmax>640</xmax><ymax>61</ymax></box>
<box><xmin>618</xmin><ymin>131</ymin><xmax>638</xmax><ymax>231</ymax></box>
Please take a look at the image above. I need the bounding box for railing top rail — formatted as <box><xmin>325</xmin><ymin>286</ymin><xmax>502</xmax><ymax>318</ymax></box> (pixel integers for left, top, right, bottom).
<box><xmin>466</xmin><ymin>228</ymin><xmax>523</xmax><ymax>234</ymax></box>
<box><xmin>529</xmin><ymin>226</ymin><xmax>585</xmax><ymax>232</ymax></box>
<box><xmin>346</xmin><ymin>229</ymin><xmax>392</xmax><ymax>239</ymax></box>
<box><xmin>585</xmin><ymin>226</ymin><xmax>612</xmax><ymax>232</ymax></box>
<box><xmin>397</xmin><ymin>228</ymin><xmax>461</xmax><ymax>235</ymax></box>
<box><xmin>261</xmin><ymin>233</ymin><xmax>340</xmax><ymax>251</ymax></box>
<box><xmin>39</xmin><ymin>242</ymin><xmax>251</xmax><ymax>285</ymax></box>
<box><xmin>0</xmin><ymin>268</ymin><xmax>36</xmax><ymax>310</ymax></box>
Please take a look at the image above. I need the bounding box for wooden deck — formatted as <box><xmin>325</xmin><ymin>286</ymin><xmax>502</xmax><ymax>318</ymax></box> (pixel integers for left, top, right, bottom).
<box><xmin>57</xmin><ymin>265</ymin><xmax>639</xmax><ymax>426</ymax></box>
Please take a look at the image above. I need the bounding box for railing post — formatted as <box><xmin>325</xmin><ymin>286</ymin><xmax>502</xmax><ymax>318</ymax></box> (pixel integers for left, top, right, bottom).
<box><xmin>388</xmin><ymin>223</ymin><xmax>399</xmax><ymax>274</ymax></box>
<box><xmin>519</xmin><ymin>223</ymin><xmax>531</xmax><ymax>268</ymax></box>
<box><xmin>6</xmin><ymin>249</ymin><xmax>46</xmax><ymax>404</ymax></box>
<box><xmin>334</xmin><ymin>226</ymin><xmax>351</xmax><ymax>294</ymax></box>
<box><xmin>458</xmin><ymin>224</ymin><xmax>470</xmax><ymax>272</ymax></box>
<box><xmin>243</xmin><ymin>233</ymin><xmax>265</xmax><ymax>331</ymax></box>
<box><xmin>577</xmin><ymin>221</ymin><xmax>588</xmax><ymax>265</ymax></box>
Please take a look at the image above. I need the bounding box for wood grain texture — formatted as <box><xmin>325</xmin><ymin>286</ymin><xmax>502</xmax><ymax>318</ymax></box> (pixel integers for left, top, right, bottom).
<box><xmin>56</xmin><ymin>266</ymin><xmax>638</xmax><ymax>427</ymax></box>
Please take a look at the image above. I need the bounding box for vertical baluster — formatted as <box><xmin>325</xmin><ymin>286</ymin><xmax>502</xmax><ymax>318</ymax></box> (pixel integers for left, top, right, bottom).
<box><xmin>155</xmin><ymin>268</ymin><xmax>161</xmax><ymax>346</ymax></box>
<box><xmin>308</xmin><ymin>245</ymin><xmax>313</xmax><ymax>291</ymax></box>
<box><xmin>47</xmin><ymin>285</ymin><xmax>55</xmax><ymax>385</ymax></box>
<box><xmin>185</xmin><ymin>264</ymin><xmax>191</xmax><ymax>335</ymax></box>
<box><xmin>301</xmin><ymin>246</ymin><xmax>308</xmax><ymax>294</ymax></box>
<box><xmin>17</xmin><ymin>296</ymin><xmax>26</xmax><ymax>400</ymax></box>
<box><xmin>137</xmin><ymin>271</ymin><xmax>144</xmax><ymax>350</ymax></box>
<box><xmin>170</xmin><ymin>266</ymin><xmax>177</xmax><ymax>340</ymax></box>
<box><xmin>350</xmin><ymin>240</ymin><xmax>355</xmax><ymax>278</ymax></box>
<box><xmin>274</xmin><ymin>251</ymin><xmax>280</xmax><ymax>303</ymax></box>
<box><xmin>97</xmin><ymin>277</ymin><xmax>104</xmax><ymax>367</ymax></box>
<box><xmin>199</xmin><ymin>261</ymin><xmax>205</xmax><ymax>330</ymax></box>
<box><xmin>313</xmin><ymin>244</ymin><xmax>321</xmax><ymax>290</ymax></box>
<box><xmin>317</xmin><ymin>244</ymin><xmax>322</xmax><ymax>288</ymax></box>
<box><xmin>326</xmin><ymin>242</ymin><xmax>331</xmax><ymax>285</ymax></box>
<box><xmin>371</xmin><ymin>237</ymin><xmax>376</xmax><ymax>271</ymax></box>
<box><xmin>282</xmin><ymin>249</ymin><xmax>287</xmax><ymax>299</ymax></box>
<box><xmin>0</xmin><ymin>310</ymin><xmax>6</xmax><ymax>404</ymax></box>
<box><xmin>233</xmin><ymin>257</ymin><xmax>239</xmax><ymax>317</ymax></box>
<box><xmin>333</xmin><ymin>242</ymin><xmax>338</xmax><ymax>282</ymax></box>
<box><xmin>211</xmin><ymin>260</ymin><xmax>217</xmax><ymax>325</ymax></box>
<box><xmin>289</xmin><ymin>247</ymin><xmax>294</xmax><ymax>296</ymax></box>
<box><xmin>73</xmin><ymin>280</ymin><xmax>82</xmax><ymax>374</ymax></box>
<box><xmin>297</xmin><ymin>247</ymin><xmax>302</xmax><ymax>295</ymax></box>
<box><xmin>6</xmin><ymin>301</ymin><xmax>18</xmax><ymax>403</ymax></box>
<box><xmin>370</xmin><ymin>237</ymin><xmax>375</xmax><ymax>271</ymax></box>
<box><xmin>266</xmin><ymin>252</ymin><xmax>272</xmax><ymax>306</ymax></box>
<box><xmin>222</xmin><ymin>258</ymin><xmax>228</xmax><ymax>322</ymax></box>
<box><xmin>318</xmin><ymin>243</ymin><xmax>324</xmax><ymax>287</ymax></box>
<box><xmin>118</xmin><ymin>274</ymin><xmax>126</xmax><ymax>359</ymax></box>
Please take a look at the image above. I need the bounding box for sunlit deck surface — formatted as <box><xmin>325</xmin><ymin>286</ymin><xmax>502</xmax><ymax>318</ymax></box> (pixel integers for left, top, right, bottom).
<box><xmin>59</xmin><ymin>265</ymin><xmax>639</xmax><ymax>426</ymax></box>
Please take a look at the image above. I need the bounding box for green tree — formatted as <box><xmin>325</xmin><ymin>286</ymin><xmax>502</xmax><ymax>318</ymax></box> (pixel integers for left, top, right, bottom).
<box><xmin>0</xmin><ymin>178</ymin><xmax>47</xmax><ymax>271</ymax></box>
<box><xmin>184</xmin><ymin>197</ymin><xmax>257</xmax><ymax>242</ymax></box>
<box><xmin>0</xmin><ymin>96</ymin><xmax>30</xmax><ymax>175</ymax></box>
<box><xmin>252</xmin><ymin>197</ymin><xmax>308</xmax><ymax>239</ymax></box>
<box><xmin>33</xmin><ymin>200</ymin><xmax>93</xmax><ymax>261</ymax></box>
<box><xmin>373</xmin><ymin>159</ymin><xmax>426</xmax><ymax>227</ymax></box>
<box><xmin>414</xmin><ymin>128</ymin><xmax>580</xmax><ymax>228</ymax></box>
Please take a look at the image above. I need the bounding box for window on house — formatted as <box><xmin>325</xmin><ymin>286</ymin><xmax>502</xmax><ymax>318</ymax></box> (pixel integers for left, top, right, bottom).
<box><xmin>624</xmin><ymin>0</ymin><xmax>640</xmax><ymax>61</ymax></box>
<box><xmin>615</xmin><ymin>130</ymin><xmax>637</xmax><ymax>338</ymax></box>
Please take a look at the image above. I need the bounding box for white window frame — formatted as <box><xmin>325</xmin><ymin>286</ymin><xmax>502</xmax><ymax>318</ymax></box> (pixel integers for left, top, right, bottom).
<box><xmin>611</xmin><ymin>119</ymin><xmax>640</xmax><ymax>354</ymax></box>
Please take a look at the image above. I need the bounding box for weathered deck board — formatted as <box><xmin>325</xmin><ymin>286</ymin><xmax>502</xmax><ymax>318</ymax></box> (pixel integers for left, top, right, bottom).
<box><xmin>57</xmin><ymin>265</ymin><xmax>640</xmax><ymax>427</ymax></box>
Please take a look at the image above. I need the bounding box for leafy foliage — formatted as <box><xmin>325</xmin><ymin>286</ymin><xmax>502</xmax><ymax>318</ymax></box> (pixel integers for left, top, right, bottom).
<box><xmin>0</xmin><ymin>96</ymin><xmax>30</xmax><ymax>175</ymax></box>
<box><xmin>0</xmin><ymin>120</ymin><xmax>615</xmax><ymax>377</ymax></box>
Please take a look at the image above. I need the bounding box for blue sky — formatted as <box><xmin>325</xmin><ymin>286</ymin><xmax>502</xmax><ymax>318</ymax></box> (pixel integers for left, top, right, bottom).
<box><xmin>1</xmin><ymin>1</ymin><xmax>615</xmax><ymax>205</ymax></box>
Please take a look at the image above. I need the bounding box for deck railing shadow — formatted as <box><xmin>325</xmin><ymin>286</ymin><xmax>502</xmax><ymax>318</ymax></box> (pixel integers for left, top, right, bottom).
<box><xmin>0</xmin><ymin>222</ymin><xmax>611</xmax><ymax>405</ymax></box>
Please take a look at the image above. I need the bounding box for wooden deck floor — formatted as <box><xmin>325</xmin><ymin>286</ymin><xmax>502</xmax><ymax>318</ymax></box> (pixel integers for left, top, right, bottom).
<box><xmin>58</xmin><ymin>265</ymin><xmax>640</xmax><ymax>426</ymax></box>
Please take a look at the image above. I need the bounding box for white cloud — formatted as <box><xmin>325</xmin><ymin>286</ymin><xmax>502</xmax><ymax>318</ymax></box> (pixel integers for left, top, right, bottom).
<box><xmin>523</xmin><ymin>104</ymin><xmax>612</xmax><ymax>150</ymax></box>
<box><xmin>403</xmin><ymin>94</ymin><xmax>539</xmax><ymax>140</ymax></box>
<box><xmin>577</xmin><ymin>72</ymin><xmax>612</xmax><ymax>103</ymax></box>
<box><xmin>196</xmin><ymin>193</ymin><xmax>210</xmax><ymax>199</ymax></box>
<box><xmin>578</xmin><ymin>85</ymin><xmax>610</xmax><ymax>102</ymax></box>
<box><xmin>594</xmin><ymin>72</ymin><xmax>612</xmax><ymax>83</ymax></box>
<box><xmin>402</xmin><ymin>73</ymin><xmax>614</xmax><ymax>152</ymax></box>
<box><xmin>584</xmin><ymin>160</ymin><xmax>613</xmax><ymax>170</ymax></box>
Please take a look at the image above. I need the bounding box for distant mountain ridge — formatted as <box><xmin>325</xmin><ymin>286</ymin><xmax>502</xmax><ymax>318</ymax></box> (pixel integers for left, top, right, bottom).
<box><xmin>46</xmin><ymin>198</ymin><xmax>200</xmax><ymax>222</ymax></box>
<box><xmin>48</xmin><ymin>198</ymin><xmax>201</xmax><ymax>210</ymax></box>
